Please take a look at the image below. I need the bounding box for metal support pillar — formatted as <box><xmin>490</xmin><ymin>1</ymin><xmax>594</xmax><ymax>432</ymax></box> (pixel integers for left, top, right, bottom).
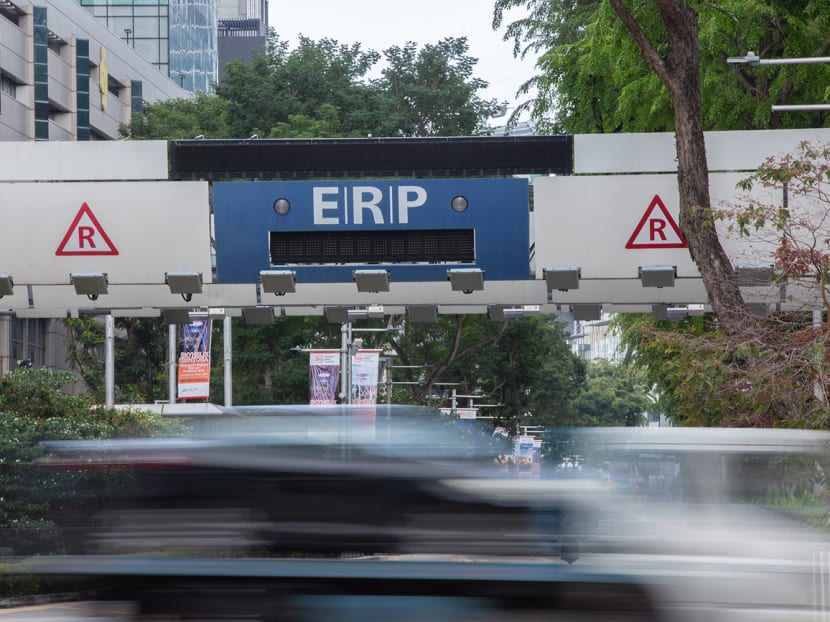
<box><xmin>168</xmin><ymin>324</ymin><xmax>177</xmax><ymax>404</ymax></box>
<box><xmin>224</xmin><ymin>316</ymin><xmax>232</xmax><ymax>406</ymax></box>
<box><xmin>104</xmin><ymin>314</ymin><xmax>114</xmax><ymax>408</ymax></box>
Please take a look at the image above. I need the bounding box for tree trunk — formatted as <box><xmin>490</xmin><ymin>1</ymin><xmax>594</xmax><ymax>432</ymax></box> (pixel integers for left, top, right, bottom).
<box><xmin>609</xmin><ymin>0</ymin><xmax>748</xmax><ymax>335</ymax></box>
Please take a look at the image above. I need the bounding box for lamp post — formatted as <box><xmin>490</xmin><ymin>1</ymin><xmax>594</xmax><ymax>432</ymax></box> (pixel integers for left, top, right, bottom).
<box><xmin>123</xmin><ymin>28</ymin><xmax>132</xmax><ymax>46</ymax></box>
<box><xmin>726</xmin><ymin>51</ymin><xmax>830</xmax><ymax>111</ymax></box>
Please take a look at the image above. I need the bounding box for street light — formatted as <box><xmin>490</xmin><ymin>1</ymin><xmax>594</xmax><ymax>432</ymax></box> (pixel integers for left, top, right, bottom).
<box><xmin>726</xmin><ymin>51</ymin><xmax>830</xmax><ymax>111</ymax></box>
<box><xmin>727</xmin><ymin>50</ymin><xmax>830</xmax><ymax>66</ymax></box>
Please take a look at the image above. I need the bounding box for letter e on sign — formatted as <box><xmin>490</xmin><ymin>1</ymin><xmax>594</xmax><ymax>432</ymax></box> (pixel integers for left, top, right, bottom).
<box><xmin>625</xmin><ymin>194</ymin><xmax>687</xmax><ymax>249</ymax></box>
<box><xmin>55</xmin><ymin>202</ymin><xmax>119</xmax><ymax>256</ymax></box>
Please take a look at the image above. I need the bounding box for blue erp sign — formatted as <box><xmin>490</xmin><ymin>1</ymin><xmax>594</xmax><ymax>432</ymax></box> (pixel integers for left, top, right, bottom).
<box><xmin>212</xmin><ymin>178</ymin><xmax>530</xmax><ymax>284</ymax></box>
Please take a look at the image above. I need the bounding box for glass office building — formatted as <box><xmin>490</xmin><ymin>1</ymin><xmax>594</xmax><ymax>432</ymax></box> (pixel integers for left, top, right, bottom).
<box><xmin>78</xmin><ymin>0</ymin><xmax>218</xmax><ymax>92</ymax></box>
<box><xmin>169</xmin><ymin>0</ymin><xmax>217</xmax><ymax>92</ymax></box>
<box><xmin>79</xmin><ymin>0</ymin><xmax>170</xmax><ymax>76</ymax></box>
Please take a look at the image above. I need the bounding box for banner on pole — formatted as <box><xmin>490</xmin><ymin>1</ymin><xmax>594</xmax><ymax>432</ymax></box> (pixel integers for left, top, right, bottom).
<box><xmin>351</xmin><ymin>349</ymin><xmax>381</xmax><ymax>406</ymax></box>
<box><xmin>350</xmin><ymin>349</ymin><xmax>380</xmax><ymax>435</ymax></box>
<box><xmin>177</xmin><ymin>316</ymin><xmax>212</xmax><ymax>400</ymax></box>
<box><xmin>309</xmin><ymin>349</ymin><xmax>341</xmax><ymax>405</ymax></box>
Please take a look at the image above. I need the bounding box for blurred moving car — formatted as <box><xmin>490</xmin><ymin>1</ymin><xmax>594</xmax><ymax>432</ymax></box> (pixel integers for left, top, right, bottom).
<box><xmin>19</xmin><ymin>409</ymin><xmax>830</xmax><ymax>621</ymax></box>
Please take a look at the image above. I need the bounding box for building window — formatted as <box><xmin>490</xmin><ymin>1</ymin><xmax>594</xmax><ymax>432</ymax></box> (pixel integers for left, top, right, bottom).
<box><xmin>0</xmin><ymin>1</ymin><xmax>22</xmax><ymax>26</ymax></box>
<box><xmin>0</xmin><ymin>74</ymin><xmax>17</xmax><ymax>98</ymax></box>
<box><xmin>10</xmin><ymin>319</ymin><xmax>46</xmax><ymax>367</ymax></box>
<box><xmin>48</xmin><ymin>32</ymin><xmax>68</xmax><ymax>55</ymax></box>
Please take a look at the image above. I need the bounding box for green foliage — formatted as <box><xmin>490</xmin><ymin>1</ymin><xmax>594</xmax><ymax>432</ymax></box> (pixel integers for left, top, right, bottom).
<box><xmin>376</xmin><ymin>37</ymin><xmax>506</xmax><ymax>136</ymax></box>
<box><xmin>122</xmin><ymin>92</ymin><xmax>232</xmax><ymax>139</ymax></box>
<box><xmin>0</xmin><ymin>368</ymin><xmax>180</xmax><ymax>564</ymax></box>
<box><xmin>615</xmin><ymin>313</ymin><xmax>830</xmax><ymax>427</ymax></box>
<box><xmin>210</xmin><ymin>316</ymin><xmax>342</xmax><ymax>405</ymax></box>
<box><xmin>216</xmin><ymin>33</ymin><xmax>389</xmax><ymax>138</ymax></box>
<box><xmin>64</xmin><ymin>317</ymin><xmax>170</xmax><ymax>405</ymax></box>
<box><xmin>113</xmin><ymin>318</ymin><xmax>170</xmax><ymax>404</ymax></box>
<box><xmin>64</xmin><ymin>318</ymin><xmax>106</xmax><ymax>403</ymax></box>
<box><xmin>390</xmin><ymin>315</ymin><xmax>587</xmax><ymax>432</ymax></box>
<box><xmin>124</xmin><ymin>30</ymin><xmax>505</xmax><ymax>141</ymax></box>
<box><xmin>494</xmin><ymin>0</ymin><xmax>830</xmax><ymax>133</ymax></box>
<box><xmin>570</xmin><ymin>359</ymin><xmax>650</xmax><ymax>427</ymax></box>
<box><xmin>0</xmin><ymin>368</ymin><xmax>90</xmax><ymax>421</ymax></box>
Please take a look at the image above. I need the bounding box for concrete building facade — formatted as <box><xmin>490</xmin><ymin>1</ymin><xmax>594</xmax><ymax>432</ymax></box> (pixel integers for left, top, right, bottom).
<box><xmin>217</xmin><ymin>0</ymin><xmax>266</xmax><ymax>82</ymax></box>
<box><xmin>1</xmin><ymin>0</ymin><xmax>189</xmax><ymax>141</ymax></box>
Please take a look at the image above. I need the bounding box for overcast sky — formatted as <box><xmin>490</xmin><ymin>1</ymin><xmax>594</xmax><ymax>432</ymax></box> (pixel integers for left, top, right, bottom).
<box><xmin>268</xmin><ymin>1</ymin><xmax>538</xmax><ymax>115</ymax></box>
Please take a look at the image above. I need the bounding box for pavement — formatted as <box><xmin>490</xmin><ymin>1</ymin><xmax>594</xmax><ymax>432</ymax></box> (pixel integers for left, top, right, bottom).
<box><xmin>0</xmin><ymin>600</ymin><xmax>134</xmax><ymax>621</ymax></box>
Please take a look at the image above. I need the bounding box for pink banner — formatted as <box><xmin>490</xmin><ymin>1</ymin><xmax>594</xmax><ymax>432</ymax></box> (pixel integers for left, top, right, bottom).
<box><xmin>309</xmin><ymin>349</ymin><xmax>341</xmax><ymax>405</ymax></box>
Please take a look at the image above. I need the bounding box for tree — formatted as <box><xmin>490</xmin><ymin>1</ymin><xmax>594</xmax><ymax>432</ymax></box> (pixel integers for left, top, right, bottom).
<box><xmin>386</xmin><ymin>315</ymin><xmax>586</xmax><ymax>433</ymax></box>
<box><xmin>65</xmin><ymin>317</ymin><xmax>170</xmax><ymax>404</ymax></box>
<box><xmin>493</xmin><ymin>0</ymin><xmax>830</xmax><ymax>133</ymax></box>
<box><xmin>493</xmin><ymin>0</ymin><xmax>830</xmax><ymax>426</ymax></box>
<box><xmin>607</xmin><ymin>1</ymin><xmax>749</xmax><ymax>335</ymax></box>
<box><xmin>615</xmin><ymin>133</ymin><xmax>830</xmax><ymax>430</ymax></box>
<box><xmin>122</xmin><ymin>92</ymin><xmax>232</xmax><ymax>139</ymax></box>
<box><xmin>209</xmin><ymin>317</ymin><xmax>342</xmax><ymax>405</ymax></box>
<box><xmin>211</xmin><ymin>32</ymin><xmax>506</xmax><ymax>139</ymax></box>
<box><xmin>494</xmin><ymin>0</ymin><xmax>830</xmax><ymax>335</ymax></box>
<box><xmin>375</xmin><ymin>37</ymin><xmax>506</xmax><ymax>136</ymax></box>
<box><xmin>216</xmin><ymin>33</ymin><xmax>394</xmax><ymax>138</ymax></box>
<box><xmin>570</xmin><ymin>359</ymin><xmax>650</xmax><ymax>427</ymax></box>
<box><xmin>0</xmin><ymin>368</ymin><xmax>179</xmax><ymax>559</ymax></box>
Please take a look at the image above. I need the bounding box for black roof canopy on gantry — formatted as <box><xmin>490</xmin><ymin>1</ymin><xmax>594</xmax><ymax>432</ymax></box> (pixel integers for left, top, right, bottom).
<box><xmin>169</xmin><ymin>135</ymin><xmax>573</xmax><ymax>180</ymax></box>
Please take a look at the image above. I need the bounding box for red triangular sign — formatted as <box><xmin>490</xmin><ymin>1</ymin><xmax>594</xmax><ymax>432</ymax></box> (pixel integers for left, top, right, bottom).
<box><xmin>625</xmin><ymin>194</ymin><xmax>687</xmax><ymax>249</ymax></box>
<box><xmin>55</xmin><ymin>203</ymin><xmax>119</xmax><ymax>256</ymax></box>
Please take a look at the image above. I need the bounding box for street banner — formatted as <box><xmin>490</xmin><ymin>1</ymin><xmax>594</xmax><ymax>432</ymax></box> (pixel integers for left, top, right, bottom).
<box><xmin>350</xmin><ymin>349</ymin><xmax>380</xmax><ymax>435</ymax></box>
<box><xmin>439</xmin><ymin>407</ymin><xmax>478</xmax><ymax>419</ymax></box>
<box><xmin>351</xmin><ymin>349</ymin><xmax>381</xmax><ymax>405</ymax></box>
<box><xmin>309</xmin><ymin>349</ymin><xmax>341</xmax><ymax>405</ymax></box>
<box><xmin>177</xmin><ymin>317</ymin><xmax>212</xmax><ymax>400</ymax></box>
<box><xmin>515</xmin><ymin>435</ymin><xmax>542</xmax><ymax>478</ymax></box>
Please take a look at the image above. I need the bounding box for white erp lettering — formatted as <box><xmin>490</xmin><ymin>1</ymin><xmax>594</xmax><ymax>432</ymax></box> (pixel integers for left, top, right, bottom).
<box><xmin>352</xmin><ymin>186</ymin><xmax>384</xmax><ymax>224</ymax></box>
<box><xmin>313</xmin><ymin>187</ymin><xmax>340</xmax><ymax>224</ymax></box>
<box><xmin>312</xmin><ymin>184</ymin><xmax>429</xmax><ymax>225</ymax></box>
<box><xmin>397</xmin><ymin>186</ymin><xmax>427</xmax><ymax>224</ymax></box>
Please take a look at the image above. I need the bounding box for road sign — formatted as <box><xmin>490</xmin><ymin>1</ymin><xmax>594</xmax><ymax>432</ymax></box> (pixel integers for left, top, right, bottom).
<box><xmin>213</xmin><ymin>179</ymin><xmax>530</xmax><ymax>284</ymax></box>
<box><xmin>55</xmin><ymin>203</ymin><xmax>119</xmax><ymax>256</ymax></box>
<box><xmin>625</xmin><ymin>194</ymin><xmax>687</xmax><ymax>249</ymax></box>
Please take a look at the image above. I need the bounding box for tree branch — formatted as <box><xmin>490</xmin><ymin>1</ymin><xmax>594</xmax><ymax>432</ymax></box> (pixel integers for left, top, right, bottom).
<box><xmin>608</xmin><ymin>0</ymin><xmax>674</xmax><ymax>91</ymax></box>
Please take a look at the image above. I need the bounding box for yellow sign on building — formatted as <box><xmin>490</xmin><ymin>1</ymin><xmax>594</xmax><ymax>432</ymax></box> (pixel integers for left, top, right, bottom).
<box><xmin>99</xmin><ymin>47</ymin><xmax>108</xmax><ymax>111</ymax></box>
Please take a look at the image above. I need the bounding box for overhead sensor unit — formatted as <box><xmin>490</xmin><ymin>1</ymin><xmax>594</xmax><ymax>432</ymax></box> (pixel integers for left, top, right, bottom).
<box><xmin>260</xmin><ymin>270</ymin><xmax>296</xmax><ymax>295</ymax></box>
<box><xmin>447</xmin><ymin>268</ymin><xmax>484</xmax><ymax>294</ymax></box>
<box><xmin>353</xmin><ymin>269</ymin><xmax>390</xmax><ymax>293</ymax></box>
<box><xmin>165</xmin><ymin>271</ymin><xmax>203</xmax><ymax>302</ymax></box>
<box><xmin>543</xmin><ymin>267</ymin><xmax>581</xmax><ymax>292</ymax></box>
<box><xmin>243</xmin><ymin>306</ymin><xmax>276</xmax><ymax>324</ymax></box>
<box><xmin>639</xmin><ymin>266</ymin><xmax>676</xmax><ymax>288</ymax></box>
<box><xmin>70</xmin><ymin>272</ymin><xmax>108</xmax><ymax>301</ymax></box>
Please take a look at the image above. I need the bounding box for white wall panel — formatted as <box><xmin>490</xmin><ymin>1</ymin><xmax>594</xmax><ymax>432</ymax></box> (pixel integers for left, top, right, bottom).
<box><xmin>0</xmin><ymin>181</ymin><xmax>210</xmax><ymax>284</ymax></box>
<box><xmin>0</xmin><ymin>141</ymin><xmax>168</xmax><ymax>180</ymax></box>
<box><xmin>533</xmin><ymin>173</ymin><xmax>780</xmax><ymax>282</ymax></box>
<box><xmin>574</xmin><ymin>128</ymin><xmax>830</xmax><ymax>174</ymax></box>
